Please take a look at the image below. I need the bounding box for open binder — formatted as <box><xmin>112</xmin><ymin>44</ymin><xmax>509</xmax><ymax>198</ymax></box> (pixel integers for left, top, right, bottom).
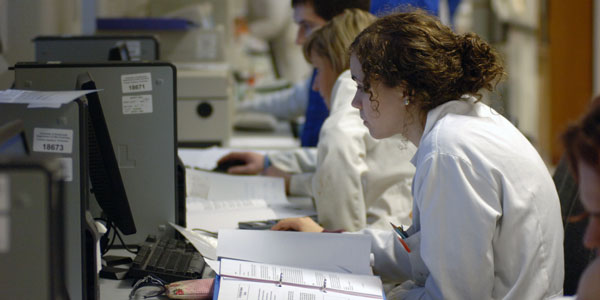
<box><xmin>214</xmin><ymin>258</ymin><xmax>385</xmax><ymax>299</ymax></box>
<box><xmin>212</xmin><ymin>230</ymin><xmax>386</xmax><ymax>300</ymax></box>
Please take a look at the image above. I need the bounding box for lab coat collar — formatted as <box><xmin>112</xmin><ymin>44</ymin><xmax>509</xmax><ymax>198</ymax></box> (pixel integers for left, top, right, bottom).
<box><xmin>409</xmin><ymin>95</ymin><xmax>477</xmax><ymax>167</ymax></box>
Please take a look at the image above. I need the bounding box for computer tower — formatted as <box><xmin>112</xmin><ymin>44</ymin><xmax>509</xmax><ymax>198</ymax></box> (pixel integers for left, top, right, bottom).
<box><xmin>13</xmin><ymin>62</ymin><xmax>182</xmax><ymax>246</ymax></box>
<box><xmin>0</xmin><ymin>101</ymin><xmax>99</xmax><ymax>300</ymax></box>
<box><xmin>0</xmin><ymin>158</ymin><xmax>69</xmax><ymax>300</ymax></box>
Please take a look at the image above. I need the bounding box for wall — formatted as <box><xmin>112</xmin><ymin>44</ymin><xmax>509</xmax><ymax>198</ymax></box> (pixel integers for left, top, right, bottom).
<box><xmin>0</xmin><ymin>0</ymin><xmax>84</xmax><ymax>89</ymax></box>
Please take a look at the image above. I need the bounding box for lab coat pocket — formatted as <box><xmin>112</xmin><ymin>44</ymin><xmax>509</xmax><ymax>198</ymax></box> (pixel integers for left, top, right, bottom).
<box><xmin>404</xmin><ymin>231</ymin><xmax>429</xmax><ymax>287</ymax></box>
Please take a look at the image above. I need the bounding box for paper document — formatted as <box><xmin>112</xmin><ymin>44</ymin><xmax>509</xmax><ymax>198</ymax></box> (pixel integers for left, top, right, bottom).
<box><xmin>0</xmin><ymin>89</ymin><xmax>101</xmax><ymax>108</ymax></box>
<box><xmin>217</xmin><ymin>259</ymin><xmax>384</xmax><ymax>300</ymax></box>
<box><xmin>185</xmin><ymin>168</ymin><xmax>316</xmax><ymax>232</ymax></box>
<box><xmin>185</xmin><ymin>168</ymin><xmax>287</xmax><ymax>205</ymax></box>
<box><xmin>217</xmin><ymin>230</ymin><xmax>373</xmax><ymax>275</ymax></box>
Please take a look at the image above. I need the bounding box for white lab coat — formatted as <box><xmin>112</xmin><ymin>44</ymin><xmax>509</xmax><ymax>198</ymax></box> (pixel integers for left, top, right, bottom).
<box><xmin>269</xmin><ymin>71</ymin><xmax>416</xmax><ymax>231</ymax></box>
<box><xmin>362</xmin><ymin>98</ymin><xmax>564</xmax><ymax>299</ymax></box>
<box><xmin>237</xmin><ymin>77</ymin><xmax>310</xmax><ymax>121</ymax></box>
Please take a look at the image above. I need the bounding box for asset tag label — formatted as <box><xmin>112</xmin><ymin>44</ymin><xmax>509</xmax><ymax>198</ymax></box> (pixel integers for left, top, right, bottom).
<box><xmin>0</xmin><ymin>174</ymin><xmax>9</xmax><ymax>253</ymax></box>
<box><xmin>0</xmin><ymin>174</ymin><xmax>9</xmax><ymax>211</ymax></box>
<box><xmin>122</xmin><ymin>94</ymin><xmax>153</xmax><ymax>115</ymax></box>
<box><xmin>0</xmin><ymin>217</ymin><xmax>9</xmax><ymax>253</ymax></box>
<box><xmin>57</xmin><ymin>157</ymin><xmax>73</xmax><ymax>182</ymax></box>
<box><xmin>121</xmin><ymin>72</ymin><xmax>152</xmax><ymax>93</ymax></box>
<box><xmin>32</xmin><ymin>128</ymin><xmax>73</xmax><ymax>154</ymax></box>
<box><xmin>125</xmin><ymin>41</ymin><xmax>141</xmax><ymax>59</ymax></box>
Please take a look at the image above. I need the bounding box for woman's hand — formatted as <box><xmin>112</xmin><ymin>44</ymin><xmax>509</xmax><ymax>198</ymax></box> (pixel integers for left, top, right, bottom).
<box><xmin>217</xmin><ymin>152</ymin><xmax>265</xmax><ymax>174</ymax></box>
<box><xmin>271</xmin><ymin>217</ymin><xmax>324</xmax><ymax>232</ymax></box>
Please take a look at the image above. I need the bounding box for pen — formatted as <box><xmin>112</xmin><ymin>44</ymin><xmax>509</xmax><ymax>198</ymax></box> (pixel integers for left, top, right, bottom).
<box><xmin>390</xmin><ymin>222</ymin><xmax>411</xmax><ymax>253</ymax></box>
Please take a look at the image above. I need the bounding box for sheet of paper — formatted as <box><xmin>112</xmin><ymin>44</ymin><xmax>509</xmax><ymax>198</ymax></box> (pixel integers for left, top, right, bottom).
<box><xmin>219</xmin><ymin>259</ymin><xmax>383</xmax><ymax>299</ymax></box>
<box><xmin>185</xmin><ymin>168</ymin><xmax>287</xmax><ymax>205</ymax></box>
<box><xmin>218</xmin><ymin>277</ymin><xmax>378</xmax><ymax>300</ymax></box>
<box><xmin>169</xmin><ymin>223</ymin><xmax>217</xmax><ymax>260</ymax></box>
<box><xmin>0</xmin><ymin>89</ymin><xmax>101</xmax><ymax>108</ymax></box>
<box><xmin>217</xmin><ymin>230</ymin><xmax>373</xmax><ymax>275</ymax></box>
<box><xmin>186</xmin><ymin>204</ymin><xmax>316</xmax><ymax>233</ymax></box>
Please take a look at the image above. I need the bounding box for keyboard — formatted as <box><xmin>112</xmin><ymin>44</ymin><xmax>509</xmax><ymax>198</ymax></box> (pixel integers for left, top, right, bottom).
<box><xmin>127</xmin><ymin>235</ymin><xmax>206</xmax><ymax>283</ymax></box>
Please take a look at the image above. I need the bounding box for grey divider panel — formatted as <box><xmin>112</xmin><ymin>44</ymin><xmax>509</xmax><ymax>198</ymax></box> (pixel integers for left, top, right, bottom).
<box><xmin>0</xmin><ymin>159</ymin><xmax>69</xmax><ymax>300</ymax></box>
<box><xmin>0</xmin><ymin>102</ymin><xmax>95</xmax><ymax>300</ymax></box>
<box><xmin>14</xmin><ymin>62</ymin><xmax>179</xmax><ymax>246</ymax></box>
<box><xmin>34</xmin><ymin>35</ymin><xmax>159</xmax><ymax>62</ymax></box>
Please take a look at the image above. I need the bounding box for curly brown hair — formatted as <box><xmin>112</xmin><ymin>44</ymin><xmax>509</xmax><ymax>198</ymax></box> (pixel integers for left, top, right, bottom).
<box><xmin>562</xmin><ymin>96</ymin><xmax>600</xmax><ymax>182</ymax></box>
<box><xmin>349</xmin><ymin>10</ymin><xmax>505</xmax><ymax>115</ymax></box>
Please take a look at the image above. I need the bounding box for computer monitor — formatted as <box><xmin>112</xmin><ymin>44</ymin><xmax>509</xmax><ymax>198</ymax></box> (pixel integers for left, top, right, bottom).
<box><xmin>33</xmin><ymin>35</ymin><xmax>160</xmax><ymax>62</ymax></box>
<box><xmin>0</xmin><ymin>120</ymin><xmax>29</xmax><ymax>155</ymax></box>
<box><xmin>77</xmin><ymin>73</ymin><xmax>136</xmax><ymax>236</ymax></box>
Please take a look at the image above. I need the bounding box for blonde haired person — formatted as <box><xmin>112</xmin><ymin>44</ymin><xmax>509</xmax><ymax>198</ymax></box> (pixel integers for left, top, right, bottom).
<box><xmin>223</xmin><ymin>9</ymin><xmax>416</xmax><ymax>231</ymax></box>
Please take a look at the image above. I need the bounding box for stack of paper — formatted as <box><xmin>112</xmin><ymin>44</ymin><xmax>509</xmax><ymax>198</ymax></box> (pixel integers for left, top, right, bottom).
<box><xmin>185</xmin><ymin>168</ymin><xmax>315</xmax><ymax>232</ymax></box>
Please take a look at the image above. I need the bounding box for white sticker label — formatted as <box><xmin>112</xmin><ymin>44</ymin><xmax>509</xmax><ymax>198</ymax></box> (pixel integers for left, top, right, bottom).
<box><xmin>0</xmin><ymin>174</ymin><xmax>8</xmax><ymax>211</ymax></box>
<box><xmin>32</xmin><ymin>128</ymin><xmax>73</xmax><ymax>154</ymax></box>
<box><xmin>125</xmin><ymin>41</ymin><xmax>141</xmax><ymax>59</ymax></box>
<box><xmin>121</xmin><ymin>72</ymin><xmax>152</xmax><ymax>94</ymax></box>
<box><xmin>57</xmin><ymin>157</ymin><xmax>73</xmax><ymax>182</ymax></box>
<box><xmin>0</xmin><ymin>216</ymin><xmax>9</xmax><ymax>253</ymax></box>
<box><xmin>122</xmin><ymin>94</ymin><xmax>153</xmax><ymax>115</ymax></box>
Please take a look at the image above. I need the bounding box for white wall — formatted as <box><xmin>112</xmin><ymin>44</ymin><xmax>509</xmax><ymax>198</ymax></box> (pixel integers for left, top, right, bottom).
<box><xmin>0</xmin><ymin>0</ymin><xmax>83</xmax><ymax>89</ymax></box>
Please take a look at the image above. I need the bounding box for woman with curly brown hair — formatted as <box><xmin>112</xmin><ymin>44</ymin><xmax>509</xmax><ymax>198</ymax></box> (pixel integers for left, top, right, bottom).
<box><xmin>275</xmin><ymin>10</ymin><xmax>565</xmax><ymax>299</ymax></box>
<box><xmin>560</xmin><ymin>97</ymin><xmax>600</xmax><ymax>300</ymax></box>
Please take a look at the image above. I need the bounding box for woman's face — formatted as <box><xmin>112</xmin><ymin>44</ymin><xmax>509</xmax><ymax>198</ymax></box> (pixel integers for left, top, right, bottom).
<box><xmin>311</xmin><ymin>51</ymin><xmax>337</xmax><ymax>108</ymax></box>
<box><xmin>578</xmin><ymin>161</ymin><xmax>600</xmax><ymax>256</ymax></box>
<box><xmin>350</xmin><ymin>54</ymin><xmax>408</xmax><ymax>140</ymax></box>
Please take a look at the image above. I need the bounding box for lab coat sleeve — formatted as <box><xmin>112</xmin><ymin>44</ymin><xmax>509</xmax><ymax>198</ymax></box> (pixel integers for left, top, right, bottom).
<box><xmin>403</xmin><ymin>153</ymin><xmax>501</xmax><ymax>299</ymax></box>
<box><xmin>236</xmin><ymin>77</ymin><xmax>310</xmax><ymax>120</ymax></box>
<box><xmin>310</xmin><ymin>123</ymin><xmax>369</xmax><ymax>231</ymax></box>
<box><xmin>360</xmin><ymin>228</ymin><xmax>412</xmax><ymax>283</ymax></box>
<box><xmin>247</xmin><ymin>0</ymin><xmax>292</xmax><ymax>40</ymax></box>
<box><xmin>267</xmin><ymin>148</ymin><xmax>318</xmax><ymax>174</ymax></box>
<box><xmin>288</xmin><ymin>172</ymin><xmax>315</xmax><ymax>197</ymax></box>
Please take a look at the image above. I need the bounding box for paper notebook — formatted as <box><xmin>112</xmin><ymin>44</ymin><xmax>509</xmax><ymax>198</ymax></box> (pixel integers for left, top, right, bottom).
<box><xmin>215</xmin><ymin>258</ymin><xmax>384</xmax><ymax>300</ymax></box>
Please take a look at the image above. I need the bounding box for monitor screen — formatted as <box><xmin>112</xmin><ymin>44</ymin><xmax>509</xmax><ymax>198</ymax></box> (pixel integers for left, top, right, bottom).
<box><xmin>0</xmin><ymin>120</ymin><xmax>29</xmax><ymax>155</ymax></box>
<box><xmin>77</xmin><ymin>73</ymin><xmax>136</xmax><ymax>235</ymax></box>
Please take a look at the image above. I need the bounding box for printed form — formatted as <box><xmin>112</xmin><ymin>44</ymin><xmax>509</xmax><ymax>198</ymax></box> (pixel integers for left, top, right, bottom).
<box><xmin>217</xmin><ymin>259</ymin><xmax>383</xmax><ymax>300</ymax></box>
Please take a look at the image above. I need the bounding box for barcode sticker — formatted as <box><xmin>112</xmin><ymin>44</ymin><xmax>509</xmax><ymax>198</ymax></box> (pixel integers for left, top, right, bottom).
<box><xmin>57</xmin><ymin>157</ymin><xmax>73</xmax><ymax>182</ymax></box>
<box><xmin>121</xmin><ymin>72</ymin><xmax>152</xmax><ymax>93</ymax></box>
<box><xmin>125</xmin><ymin>41</ymin><xmax>141</xmax><ymax>59</ymax></box>
<box><xmin>122</xmin><ymin>94</ymin><xmax>153</xmax><ymax>115</ymax></box>
<box><xmin>32</xmin><ymin>128</ymin><xmax>73</xmax><ymax>154</ymax></box>
<box><xmin>0</xmin><ymin>216</ymin><xmax>9</xmax><ymax>253</ymax></box>
<box><xmin>0</xmin><ymin>174</ymin><xmax>9</xmax><ymax>211</ymax></box>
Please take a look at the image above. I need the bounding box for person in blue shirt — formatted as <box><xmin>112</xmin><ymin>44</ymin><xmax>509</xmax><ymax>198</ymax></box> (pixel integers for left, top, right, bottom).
<box><xmin>237</xmin><ymin>0</ymin><xmax>371</xmax><ymax>147</ymax></box>
<box><xmin>370</xmin><ymin>0</ymin><xmax>461</xmax><ymax>22</ymax></box>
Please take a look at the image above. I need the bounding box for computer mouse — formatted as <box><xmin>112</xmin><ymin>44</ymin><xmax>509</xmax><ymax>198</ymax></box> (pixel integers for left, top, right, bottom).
<box><xmin>213</xmin><ymin>159</ymin><xmax>246</xmax><ymax>173</ymax></box>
